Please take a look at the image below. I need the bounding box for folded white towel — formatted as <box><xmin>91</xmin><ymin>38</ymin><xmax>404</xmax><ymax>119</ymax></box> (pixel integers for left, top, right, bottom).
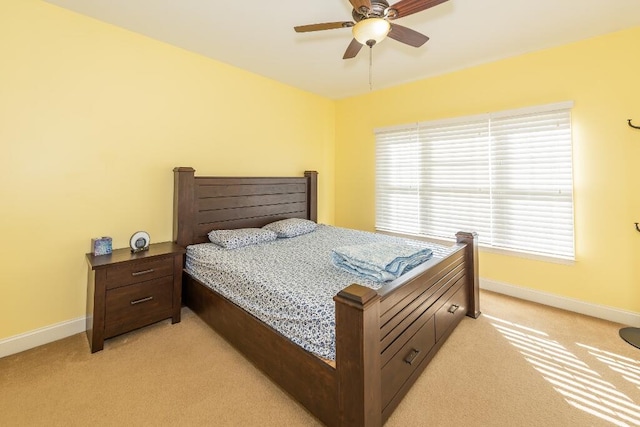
<box><xmin>331</xmin><ymin>241</ymin><xmax>433</xmax><ymax>282</ymax></box>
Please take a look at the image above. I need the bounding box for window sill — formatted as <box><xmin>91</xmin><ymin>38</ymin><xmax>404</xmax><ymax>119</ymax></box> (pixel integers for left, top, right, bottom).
<box><xmin>377</xmin><ymin>230</ymin><xmax>576</xmax><ymax>266</ymax></box>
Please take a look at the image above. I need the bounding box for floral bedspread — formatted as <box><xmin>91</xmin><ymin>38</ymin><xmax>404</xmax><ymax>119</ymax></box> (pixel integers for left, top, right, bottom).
<box><xmin>185</xmin><ymin>225</ymin><xmax>454</xmax><ymax>360</ymax></box>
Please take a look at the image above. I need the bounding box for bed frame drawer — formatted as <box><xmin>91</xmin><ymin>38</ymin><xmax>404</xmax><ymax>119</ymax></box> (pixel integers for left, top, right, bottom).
<box><xmin>104</xmin><ymin>276</ymin><xmax>174</xmax><ymax>338</ymax></box>
<box><xmin>104</xmin><ymin>256</ymin><xmax>174</xmax><ymax>289</ymax></box>
<box><xmin>381</xmin><ymin>315</ymin><xmax>435</xmax><ymax>408</ymax></box>
<box><xmin>435</xmin><ymin>281</ymin><xmax>468</xmax><ymax>342</ymax></box>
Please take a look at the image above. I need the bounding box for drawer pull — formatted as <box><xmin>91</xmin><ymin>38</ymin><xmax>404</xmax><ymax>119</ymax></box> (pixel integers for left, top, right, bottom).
<box><xmin>131</xmin><ymin>269</ymin><xmax>155</xmax><ymax>277</ymax></box>
<box><xmin>404</xmin><ymin>348</ymin><xmax>421</xmax><ymax>365</ymax></box>
<box><xmin>448</xmin><ymin>304</ymin><xmax>459</xmax><ymax>314</ymax></box>
<box><xmin>130</xmin><ymin>296</ymin><xmax>154</xmax><ymax>305</ymax></box>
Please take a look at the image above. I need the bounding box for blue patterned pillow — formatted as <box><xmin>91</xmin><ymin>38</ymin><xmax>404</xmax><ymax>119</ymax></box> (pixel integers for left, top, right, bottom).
<box><xmin>208</xmin><ymin>228</ymin><xmax>277</xmax><ymax>249</ymax></box>
<box><xmin>263</xmin><ymin>218</ymin><xmax>317</xmax><ymax>238</ymax></box>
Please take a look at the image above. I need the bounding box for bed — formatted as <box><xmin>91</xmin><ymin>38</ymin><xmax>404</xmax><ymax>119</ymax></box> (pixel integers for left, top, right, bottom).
<box><xmin>173</xmin><ymin>167</ymin><xmax>480</xmax><ymax>426</ymax></box>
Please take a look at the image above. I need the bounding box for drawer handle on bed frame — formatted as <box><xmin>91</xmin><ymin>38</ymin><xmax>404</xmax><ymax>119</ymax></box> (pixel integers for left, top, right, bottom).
<box><xmin>130</xmin><ymin>296</ymin><xmax>154</xmax><ymax>305</ymax></box>
<box><xmin>448</xmin><ymin>304</ymin><xmax>459</xmax><ymax>314</ymax></box>
<box><xmin>131</xmin><ymin>269</ymin><xmax>155</xmax><ymax>277</ymax></box>
<box><xmin>404</xmin><ymin>348</ymin><xmax>421</xmax><ymax>365</ymax></box>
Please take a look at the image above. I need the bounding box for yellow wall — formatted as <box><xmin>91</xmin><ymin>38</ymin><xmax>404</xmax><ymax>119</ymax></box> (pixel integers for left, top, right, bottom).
<box><xmin>0</xmin><ymin>0</ymin><xmax>335</xmax><ymax>339</ymax></box>
<box><xmin>335</xmin><ymin>27</ymin><xmax>640</xmax><ymax>313</ymax></box>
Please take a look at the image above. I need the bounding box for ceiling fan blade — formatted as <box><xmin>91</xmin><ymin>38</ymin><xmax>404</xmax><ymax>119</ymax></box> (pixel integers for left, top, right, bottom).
<box><xmin>294</xmin><ymin>22</ymin><xmax>354</xmax><ymax>32</ymax></box>
<box><xmin>388</xmin><ymin>0</ymin><xmax>449</xmax><ymax>19</ymax></box>
<box><xmin>343</xmin><ymin>38</ymin><xmax>364</xmax><ymax>59</ymax></box>
<box><xmin>388</xmin><ymin>23</ymin><xmax>429</xmax><ymax>47</ymax></box>
<box><xmin>349</xmin><ymin>0</ymin><xmax>373</xmax><ymax>14</ymax></box>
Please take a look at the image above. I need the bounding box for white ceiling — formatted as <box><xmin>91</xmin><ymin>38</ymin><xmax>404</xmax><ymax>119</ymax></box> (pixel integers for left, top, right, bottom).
<box><xmin>43</xmin><ymin>0</ymin><xmax>640</xmax><ymax>100</ymax></box>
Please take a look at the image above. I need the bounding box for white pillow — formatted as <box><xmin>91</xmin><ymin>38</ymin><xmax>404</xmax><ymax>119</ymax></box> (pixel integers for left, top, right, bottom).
<box><xmin>262</xmin><ymin>218</ymin><xmax>317</xmax><ymax>238</ymax></box>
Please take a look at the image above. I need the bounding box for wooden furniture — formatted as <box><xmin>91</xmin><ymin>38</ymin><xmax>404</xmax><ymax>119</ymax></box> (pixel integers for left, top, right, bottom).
<box><xmin>173</xmin><ymin>167</ymin><xmax>480</xmax><ymax>427</ymax></box>
<box><xmin>85</xmin><ymin>242</ymin><xmax>185</xmax><ymax>353</ymax></box>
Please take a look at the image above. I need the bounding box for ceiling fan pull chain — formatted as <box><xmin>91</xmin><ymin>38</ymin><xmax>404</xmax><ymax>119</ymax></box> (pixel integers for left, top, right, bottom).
<box><xmin>369</xmin><ymin>46</ymin><xmax>373</xmax><ymax>91</ymax></box>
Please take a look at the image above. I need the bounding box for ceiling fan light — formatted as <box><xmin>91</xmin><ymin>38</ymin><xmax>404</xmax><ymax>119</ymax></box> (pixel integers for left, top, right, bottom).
<box><xmin>352</xmin><ymin>18</ymin><xmax>390</xmax><ymax>46</ymax></box>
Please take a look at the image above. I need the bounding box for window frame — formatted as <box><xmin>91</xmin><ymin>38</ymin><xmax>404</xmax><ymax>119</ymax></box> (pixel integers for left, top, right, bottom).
<box><xmin>374</xmin><ymin>101</ymin><xmax>576</xmax><ymax>261</ymax></box>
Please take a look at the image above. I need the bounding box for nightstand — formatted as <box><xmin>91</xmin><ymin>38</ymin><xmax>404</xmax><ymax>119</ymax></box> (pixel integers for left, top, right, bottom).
<box><xmin>85</xmin><ymin>241</ymin><xmax>185</xmax><ymax>353</ymax></box>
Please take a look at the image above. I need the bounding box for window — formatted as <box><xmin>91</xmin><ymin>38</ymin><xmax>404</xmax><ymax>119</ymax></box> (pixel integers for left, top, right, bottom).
<box><xmin>375</xmin><ymin>102</ymin><xmax>575</xmax><ymax>260</ymax></box>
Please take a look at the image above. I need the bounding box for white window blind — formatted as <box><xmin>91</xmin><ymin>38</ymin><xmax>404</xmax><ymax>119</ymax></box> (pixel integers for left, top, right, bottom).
<box><xmin>375</xmin><ymin>102</ymin><xmax>575</xmax><ymax>260</ymax></box>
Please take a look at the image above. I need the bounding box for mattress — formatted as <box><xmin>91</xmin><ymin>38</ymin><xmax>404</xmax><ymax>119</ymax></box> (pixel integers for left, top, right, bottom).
<box><xmin>185</xmin><ymin>224</ymin><xmax>454</xmax><ymax>360</ymax></box>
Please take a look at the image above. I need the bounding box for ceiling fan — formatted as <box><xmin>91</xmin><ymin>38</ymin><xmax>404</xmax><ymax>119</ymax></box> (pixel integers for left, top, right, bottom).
<box><xmin>294</xmin><ymin>0</ymin><xmax>449</xmax><ymax>59</ymax></box>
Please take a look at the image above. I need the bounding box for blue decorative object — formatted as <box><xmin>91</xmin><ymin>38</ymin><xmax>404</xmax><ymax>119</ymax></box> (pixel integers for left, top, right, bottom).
<box><xmin>92</xmin><ymin>237</ymin><xmax>112</xmax><ymax>256</ymax></box>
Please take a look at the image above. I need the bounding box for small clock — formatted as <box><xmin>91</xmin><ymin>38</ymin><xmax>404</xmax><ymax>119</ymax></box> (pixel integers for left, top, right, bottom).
<box><xmin>129</xmin><ymin>231</ymin><xmax>150</xmax><ymax>253</ymax></box>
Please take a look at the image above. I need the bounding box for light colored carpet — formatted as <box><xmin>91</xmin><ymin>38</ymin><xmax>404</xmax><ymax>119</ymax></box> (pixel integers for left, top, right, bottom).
<box><xmin>1</xmin><ymin>290</ymin><xmax>639</xmax><ymax>426</ymax></box>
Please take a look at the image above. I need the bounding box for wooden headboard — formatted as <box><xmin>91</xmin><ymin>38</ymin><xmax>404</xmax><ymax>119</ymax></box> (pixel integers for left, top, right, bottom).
<box><xmin>173</xmin><ymin>167</ymin><xmax>318</xmax><ymax>247</ymax></box>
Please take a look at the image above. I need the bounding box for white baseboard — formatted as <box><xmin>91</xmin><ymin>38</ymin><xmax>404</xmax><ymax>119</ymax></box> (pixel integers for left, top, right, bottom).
<box><xmin>481</xmin><ymin>278</ymin><xmax>640</xmax><ymax>327</ymax></box>
<box><xmin>0</xmin><ymin>316</ymin><xmax>86</xmax><ymax>359</ymax></box>
<box><xmin>1</xmin><ymin>280</ymin><xmax>639</xmax><ymax>359</ymax></box>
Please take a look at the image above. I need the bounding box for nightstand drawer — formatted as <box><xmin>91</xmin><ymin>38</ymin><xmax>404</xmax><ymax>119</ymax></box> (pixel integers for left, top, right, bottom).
<box><xmin>104</xmin><ymin>257</ymin><xmax>174</xmax><ymax>289</ymax></box>
<box><xmin>104</xmin><ymin>276</ymin><xmax>173</xmax><ymax>338</ymax></box>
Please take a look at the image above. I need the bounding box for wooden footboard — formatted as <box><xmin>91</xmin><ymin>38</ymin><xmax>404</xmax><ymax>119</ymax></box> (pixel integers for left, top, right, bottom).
<box><xmin>334</xmin><ymin>232</ymin><xmax>479</xmax><ymax>425</ymax></box>
<box><xmin>173</xmin><ymin>167</ymin><xmax>480</xmax><ymax>427</ymax></box>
